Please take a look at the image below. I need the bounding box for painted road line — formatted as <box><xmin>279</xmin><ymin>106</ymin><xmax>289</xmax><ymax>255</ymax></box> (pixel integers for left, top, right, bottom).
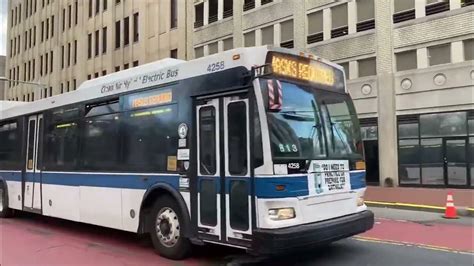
<box><xmin>353</xmin><ymin>236</ymin><xmax>474</xmax><ymax>255</ymax></box>
<box><xmin>365</xmin><ymin>201</ymin><xmax>446</xmax><ymax>210</ymax></box>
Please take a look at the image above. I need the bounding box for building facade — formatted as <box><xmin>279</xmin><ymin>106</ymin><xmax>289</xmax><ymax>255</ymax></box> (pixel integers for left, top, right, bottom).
<box><xmin>0</xmin><ymin>56</ymin><xmax>5</xmax><ymax>100</ymax></box>
<box><xmin>5</xmin><ymin>0</ymin><xmax>185</xmax><ymax>102</ymax></box>
<box><xmin>4</xmin><ymin>0</ymin><xmax>474</xmax><ymax>188</ymax></box>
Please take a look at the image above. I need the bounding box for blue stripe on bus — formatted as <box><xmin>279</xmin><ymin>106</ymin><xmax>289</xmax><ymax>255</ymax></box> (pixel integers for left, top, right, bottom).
<box><xmin>0</xmin><ymin>172</ymin><xmax>22</xmax><ymax>182</ymax></box>
<box><xmin>350</xmin><ymin>171</ymin><xmax>366</xmax><ymax>190</ymax></box>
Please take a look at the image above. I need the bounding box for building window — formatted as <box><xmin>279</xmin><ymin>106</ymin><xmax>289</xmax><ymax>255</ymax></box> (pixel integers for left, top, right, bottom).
<box><xmin>74</xmin><ymin>40</ymin><xmax>77</xmax><ymax>64</ymax></box>
<box><xmin>115</xmin><ymin>66</ymin><xmax>120</xmax><ymax>72</ymax></box>
<box><xmin>133</xmin><ymin>13</ymin><xmax>139</xmax><ymax>42</ymax></box>
<box><xmin>95</xmin><ymin>30</ymin><xmax>99</xmax><ymax>56</ymax></box>
<box><xmin>75</xmin><ymin>0</ymin><xmax>78</xmax><ymax>25</ymax></box>
<box><xmin>170</xmin><ymin>0</ymin><xmax>177</xmax><ymax>29</ymax></box>
<box><xmin>463</xmin><ymin>39</ymin><xmax>474</xmax><ymax>61</ymax></box>
<box><xmin>331</xmin><ymin>4</ymin><xmax>348</xmax><ymax>38</ymax></box>
<box><xmin>115</xmin><ymin>20</ymin><xmax>120</xmax><ymax>48</ymax></box>
<box><xmin>68</xmin><ymin>43</ymin><xmax>71</xmax><ymax>66</ymax></box>
<box><xmin>338</xmin><ymin>62</ymin><xmax>350</xmax><ymax>79</ymax></box>
<box><xmin>307</xmin><ymin>11</ymin><xmax>323</xmax><ymax>44</ymax></box>
<box><xmin>50</xmin><ymin>51</ymin><xmax>53</xmax><ymax>73</ymax></box>
<box><xmin>68</xmin><ymin>5</ymin><xmax>72</xmax><ymax>28</ymax></box>
<box><xmin>170</xmin><ymin>49</ymin><xmax>178</xmax><ymax>59</ymax></box>
<box><xmin>73</xmin><ymin>79</ymin><xmax>76</xmax><ymax>90</ymax></box>
<box><xmin>462</xmin><ymin>0</ymin><xmax>474</xmax><ymax>7</ymax></box>
<box><xmin>102</xmin><ymin>27</ymin><xmax>107</xmax><ymax>53</ymax></box>
<box><xmin>261</xmin><ymin>25</ymin><xmax>273</xmax><ymax>46</ymax></box>
<box><xmin>45</xmin><ymin>53</ymin><xmax>48</xmax><ymax>74</ymax></box>
<box><xmin>208</xmin><ymin>0</ymin><xmax>218</xmax><ymax>24</ymax></box>
<box><xmin>280</xmin><ymin>20</ymin><xmax>294</xmax><ymax>48</ymax></box>
<box><xmin>116</xmin><ymin>0</ymin><xmax>120</xmax><ymax>4</ymax></box>
<box><xmin>124</xmin><ymin>17</ymin><xmax>130</xmax><ymax>46</ymax></box>
<box><xmin>89</xmin><ymin>0</ymin><xmax>92</xmax><ymax>18</ymax></box>
<box><xmin>358</xmin><ymin>57</ymin><xmax>377</xmax><ymax>77</ymax></box>
<box><xmin>103</xmin><ymin>0</ymin><xmax>107</xmax><ymax>11</ymax></box>
<box><xmin>428</xmin><ymin>43</ymin><xmax>451</xmax><ymax>66</ymax></box>
<box><xmin>223</xmin><ymin>38</ymin><xmax>233</xmax><ymax>51</ymax></box>
<box><xmin>95</xmin><ymin>0</ymin><xmax>100</xmax><ymax>14</ymax></box>
<box><xmin>396</xmin><ymin>50</ymin><xmax>417</xmax><ymax>71</ymax></box>
<box><xmin>194</xmin><ymin>3</ymin><xmax>204</xmax><ymax>28</ymax></box>
<box><xmin>87</xmin><ymin>74</ymin><xmax>92</xmax><ymax>80</ymax></box>
<box><xmin>94</xmin><ymin>72</ymin><xmax>99</xmax><ymax>78</ymax></box>
<box><xmin>61</xmin><ymin>45</ymin><xmax>64</xmax><ymax>68</ymax></box>
<box><xmin>102</xmin><ymin>70</ymin><xmax>107</xmax><ymax>76</ymax></box>
<box><xmin>244</xmin><ymin>31</ymin><xmax>255</xmax><ymax>47</ymax></box>
<box><xmin>51</xmin><ymin>15</ymin><xmax>55</xmax><ymax>37</ymax></box>
<box><xmin>393</xmin><ymin>0</ymin><xmax>415</xmax><ymax>23</ymax></box>
<box><xmin>243</xmin><ymin>0</ymin><xmax>255</xmax><ymax>11</ymax></box>
<box><xmin>88</xmin><ymin>33</ymin><xmax>92</xmax><ymax>58</ymax></box>
<box><xmin>124</xmin><ymin>63</ymin><xmax>129</xmax><ymax>69</ymax></box>
<box><xmin>356</xmin><ymin>0</ymin><xmax>375</xmax><ymax>32</ymax></box>
<box><xmin>133</xmin><ymin>60</ymin><xmax>139</xmax><ymax>67</ymax></box>
<box><xmin>195</xmin><ymin>46</ymin><xmax>204</xmax><ymax>58</ymax></box>
<box><xmin>425</xmin><ymin>0</ymin><xmax>450</xmax><ymax>16</ymax></box>
<box><xmin>224</xmin><ymin>0</ymin><xmax>233</xmax><ymax>18</ymax></box>
<box><xmin>208</xmin><ymin>42</ymin><xmax>218</xmax><ymax>55</ymax></box>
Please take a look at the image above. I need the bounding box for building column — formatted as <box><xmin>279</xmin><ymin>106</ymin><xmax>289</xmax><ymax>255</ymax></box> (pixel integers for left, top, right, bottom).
<box><xmin>415</xmin><ymin>0</ymin><xmax>426</xmax><ymax>18</ymax></box>
<box><xmin>349</xmin><ymin>61</ymin><xmax>359</xmax><ymax>79</ymax></box>
<box><xmin>323</xmin><ymin>8</ymin><xmax>332</xmax><ymax>41</ymax></box>
<box><xmin>218</xmin><ymin>40</ymin><xmax>224</xmax><ymax>52</ymax></box>
<box><xmin>274</xmin><ymin>23</ymin><xmax>281</xmax><ymax>47</ymax></box>
<box><xmin>450</xmin><ymin>0</ymin><xmax>462</xmax><ymax>9</ymax></box>
<box><xmin>451</xmin><ymin>41</ymin><xmax>464</xmax><ymax>63</ymax></box>
<box><xmin>255</xmin><ymin>28</ymin><xmax>262</xmax><ymax>46</ymax></box>
<box><xmin>375</xmin><ymin>0</ymin><xmax>399</xmax><ymax>187</ymax></box>
<box><xmin>204</xmin><ymin>0</ymin><xmax>209</xmax><ymax>25</ymax></box>
<box><xmin>203</xmin><ymin>45</ymin><xmax>209</xmax><ymax>56</ymax></box>
<box><xmin>255</xmin><ymin>0</ymin><xmax>261</xmax><ymax>8</ymax></box>
<box><xmin>218</xmin><ymin>0</ymin><xmax>224</xmax><ymax>20</ymax></box>
<box><xmin>348</xmin><ymin>0</ymin><xmax>358</xmax><ymax>34</ymax></box>
<box><xmin>417</xmin><ymin>48</ymin><xmax>429</xmax><ymax>68</ymax></box>
<box><xmin>293</xmin><ymin>0</ymin><xmax>306</xmax><ymax>50</ymax></box>
<box><xmin>233</xmin><ymin>0</ymin><xmax>244</xmax><ymax>48</ymax></box>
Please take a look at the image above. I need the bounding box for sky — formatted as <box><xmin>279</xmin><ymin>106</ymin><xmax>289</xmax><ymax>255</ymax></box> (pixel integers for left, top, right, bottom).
<box><xmin>0</xmin><ymin>0</ymin><xmax>6</xmax><ymax>56</ymax></box>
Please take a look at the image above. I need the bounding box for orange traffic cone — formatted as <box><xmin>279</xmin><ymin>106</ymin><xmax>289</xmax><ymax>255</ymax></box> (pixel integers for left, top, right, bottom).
<box><xmin>443</xmin><ymin>192</ymin><xmax>458</xmax><ymax>219</ymax></box>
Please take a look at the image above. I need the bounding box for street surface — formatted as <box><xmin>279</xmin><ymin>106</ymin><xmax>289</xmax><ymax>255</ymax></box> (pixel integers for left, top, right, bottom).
<box><xmin>1</xmin><ymin>207</ymin><xmax>472</xmax><ymax>266</ymax></box>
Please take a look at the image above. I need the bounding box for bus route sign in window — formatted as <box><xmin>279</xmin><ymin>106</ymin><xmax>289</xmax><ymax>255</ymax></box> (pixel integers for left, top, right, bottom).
<box><xmin>266</xmin><ymin>52</ymin><xmax>345</xmax><ymax>93</ymax></box>
<box><xmin>124</xmin><ymin>89</ymin><xmax>173</xmax><ymax>110</ymax></box>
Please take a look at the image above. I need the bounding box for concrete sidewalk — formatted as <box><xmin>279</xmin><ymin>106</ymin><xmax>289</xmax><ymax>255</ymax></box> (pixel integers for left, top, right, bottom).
<box><xmin>365</xmin><ymin>186</ymin><xmax>474</xmax><ymax>216</ymax></box>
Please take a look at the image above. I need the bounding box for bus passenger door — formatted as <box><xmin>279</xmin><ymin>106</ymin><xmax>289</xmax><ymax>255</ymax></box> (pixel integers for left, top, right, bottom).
<box><xmin>195</xmin><ymin>95</ymin><xmax>252</xmax><ymax>247</ymax></box>
<box><xmin>23</xmin><ymin>115</ymin><xmax>43</xmax><ymax>213</ymax></box>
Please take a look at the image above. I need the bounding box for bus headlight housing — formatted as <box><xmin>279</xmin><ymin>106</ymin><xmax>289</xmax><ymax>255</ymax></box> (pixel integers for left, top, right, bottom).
<box><xmin>268</xmin><ymin>208</ymin><xmax>296</xmax><ymax>220</ymax></box>
<box><xmin>357</xmin><ymin>197</ymin><xmax>365</xmax><ymax>207</ymax></box>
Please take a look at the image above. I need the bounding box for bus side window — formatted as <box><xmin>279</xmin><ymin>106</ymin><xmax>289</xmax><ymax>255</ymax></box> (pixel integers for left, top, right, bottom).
<box><xmin>199</xmin><ymin>107</ymin><xmax>217</xmax><ymax>176</ymax></box>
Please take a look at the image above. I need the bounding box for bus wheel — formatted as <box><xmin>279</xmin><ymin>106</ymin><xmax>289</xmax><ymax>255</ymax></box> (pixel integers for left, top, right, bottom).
<box><xmin>0</xmin><ymin>182</ymin><xmax>14</xmax><ymax>218</ymax></box>
<box><xmin>148</xmin><ymin>196</ymin><xmax>191</xmax><ymax>260</ymax></box>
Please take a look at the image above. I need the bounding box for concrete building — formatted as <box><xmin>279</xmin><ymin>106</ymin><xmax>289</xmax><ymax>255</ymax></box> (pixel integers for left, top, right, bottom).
<box><xmin>0</xmin><ymin>56</ymin><xmax>5</xmax><ymax>100</ymax></box>
<box><xmin>5</xmin><ymin>0</ymin><xmax>185</xmax><ymax>101</ymax></box>
<box><xmin>5</xmin><ymin>0</ymin><xmax>474</xmax><ymax>188</ymax></box>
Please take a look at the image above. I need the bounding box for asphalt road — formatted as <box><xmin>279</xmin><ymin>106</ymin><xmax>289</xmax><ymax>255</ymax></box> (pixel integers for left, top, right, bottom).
<box><xmin>1</xmin><ymin>208</ymin><xmax>472</xmax><ymax>266</ymax></box>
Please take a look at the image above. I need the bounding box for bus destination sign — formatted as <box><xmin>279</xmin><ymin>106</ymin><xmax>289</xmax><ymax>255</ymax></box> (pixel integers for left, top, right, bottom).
<box><xmin>131</xmin><ymin>90</ymin><xmax>172</xmax><ymax>109</ymax></box>
<box><xmin>269</xmin><ymin>53</ymin><xmax>336</xmax><ymax>87</ymax></box>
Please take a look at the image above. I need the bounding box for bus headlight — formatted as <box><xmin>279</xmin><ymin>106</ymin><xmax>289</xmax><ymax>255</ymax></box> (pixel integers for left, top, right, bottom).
<box><xmin>357</xmin><ymin>197</ymin><xmax>365</xmax><ymax>207</ymax></box>
<box><xmin>268</xmin><ymin>208</ymin><xmax>295</xmax><ymax>220</ymax></box>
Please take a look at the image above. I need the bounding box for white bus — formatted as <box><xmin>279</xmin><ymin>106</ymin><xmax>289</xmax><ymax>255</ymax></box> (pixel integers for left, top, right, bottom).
<box><xmin>0</xmin><ymin>46</ymin><xmax>373</xmax><ymax>259</ymax></box>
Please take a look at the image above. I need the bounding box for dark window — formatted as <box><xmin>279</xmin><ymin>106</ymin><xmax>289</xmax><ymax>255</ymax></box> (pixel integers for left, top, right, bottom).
<box><xmin>122</xmin><ymin>104</ymin><xmax>178</xmax><ymax>172</ymax></box>
<box><xmin>358</xmin><ymin>57</ymin><xmax>377</xmax><ymax>77</ymax></box>
<box><xmin>399</xmin><ymin>139</ymin><xmax>420</xmax><ymax>184</ymax></box>
<box><xmin>0</xmin><ymin>122</ymin><xmax>21</xmax><ymax>169</ymax></box>
<box><xmin>116</xmin><ymin>0</ymin><xmax>120</xmax><ymax>4</ymax></box>
<box><xmin>115</xmin><ymin>20</ymin><xmax>120</xmax><ymax>48</ymax></box>
<box><xmin>224</xmin><ymin>0</ymin><xmax>233</xmax><ymax>18</ymax></box>
<box><xmin>82</xmin><ymin>113</ymin><xmax>121</xmax><ymax>170</ymax></box>
<box><xmin>393</xmin><ymin>0</ymin><xmax>415</xmax><ymax>23</ymax></box>
<box><xmin>62</xmin><ymin>8</ymin><xmax>65</xmax><ymax>31</ymax></box>
<box><xmin>463</xmin><ymin>39</ymin><xmax>474</xmax><ymax>61</ymax></box>
<box><xmin>421</xmin><ymin>138</ymin><xmax>444</xmax><ymax>185</ymax></box>
<box><xmin>87</xmin><ymin>74</ymin><xmax>91</xmax><ymax>80</ymax></box>
<box><xmin>243</xmin><ymin>0</ymin><xmax>255</xmax><ymax>11</ymax></box>
<box><xmin>208</xmin><ymin>0</ymin><xmax>218</xmax><ymax>24</ymax></box>
<box><xmin>170</xmin><ymin>49</ymin><xmax>178</xmax><ymax>59</ymax></box>
<box><xmin>115</xmin><ymin>66</ymin><xmax>120</xmax><ymax>72</ymax></box>
<box><xmin>95</xmin><ymin>30</ymin><xmax>99</xmax><ymax>56</ymax></box>
<box><xmin>420</xmin><ymin>112</ymin><xmax>467</xmax><ymax>137</ymax></box>
<box><xmin>61</xmin><ymin>45</ymin><xmax>64</xmax><ymax>68</ymax></box>
<box><xmin>133</xmin><ymin>13</ymin><xmax>139</xmax><ymax>42</ymax></box>
<box><xmin>171</xmin><ymin>0</ymin><xmax>177</xmax><ymax>29</ymax></box>
<box><xmin>26</xmin><ymin>120</ymin><xmax>36</xmax><ymax>170</ymax></box>
<box><xmin>396</xmin><ymin>50</ymin><xmax>418</xmax><ymax>71</ymax></box>
<box><xmin>94</xmin><ymin>72</ymin><xmax>99</xmax><ymax>78</ymax></box>
<box><xmin>89</xmin><ymin>0</ymin><xmax>92</xmax><ymax>17</ymax></box>
<box><xmin>68</xmin><ymin>43</ymin><xmax>71</xmax><ymax>66</ymax></box>
<box><xmin>68</xmin><ymin>5</ymin><xmax>72</xmax><ymax>28</ymax></box>
<box><xmin>398</xmin><ymin>122</ymin><xmax>419</xmax><ymax>139</ymax></box>
<box><xmin>88</xmin><ymin>33</ymin><xmax>92</xmax><ymax>58</ymax></box>
<box><xmin>124</xmin><ymin>63</ymin><xmax>129</xmax><ymax>69</ymax></box>
<box><xmin>74</xmin><ymin>40</ymin><xmax>77</xmax><ymax>64</ymax></box>
<box><xmin>103</xmin><ymin>0</ymin><xmax>107</xmax><ymax>11</ymax></box>
<box><xmin>425</xmin><ymin>0</ymin><xmax>449</xmax><ymax>16</ymax></box>
<box><xmin>200</xmin><ymin>179</ymin><xmax>217</xmax><ymax>226</ymax></box>
<box><xmin>356</xmin><ymin>0</ymin><xmax>375</xmax><ymax>32</ymax></box>
<box><xmin>124</xmin><ymin>17</ymin><xmax>129</xmax><ymax>46</ymax></box>
<box><xmin>227</xmin><ymin>102</ymin><xmax>248</xmax><ymax>176</ymax></box>
<box><xmin>133</xmin><ymin>60</ymin><xmax>139</xmax><ymax>67</ymax></box>
<box><xmin>229</xmin><ymin>180</ymin><xmax>249</xmax><ymax>231</ymax></box>
<box><xmin>75</xmin><ymin>0</ymin><xmax>78</xmax><ymax>25</ymax></box>
<box><xmin>199</xmin><ymin>106</ymin><xmax>217</xmax><ymax>175</ymax></box>
<box><xmin>102</xmin><ymin>70</ymin><xmax>106</xmax><ymax>76</ymax></box>
<box><xmin>102</xmin><ymin>27</ymin><xmax>107</xmax><ymax>53</ymax></box>
<box><xmin>95</xmin><ymin>0</ymin><xmax>100</xmax><ymax>14</ymax></box>
<box><xmin>194</xmin><ymin>3</ymin><xmax>204</xmax><ymax>28</ymax></box>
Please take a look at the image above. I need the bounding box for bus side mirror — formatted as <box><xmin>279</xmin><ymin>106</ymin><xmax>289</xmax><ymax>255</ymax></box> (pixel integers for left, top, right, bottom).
<box><xmin>266</xmin><ymin>79</ymin><xmax>283</xmax><ymax>112</ymax></box>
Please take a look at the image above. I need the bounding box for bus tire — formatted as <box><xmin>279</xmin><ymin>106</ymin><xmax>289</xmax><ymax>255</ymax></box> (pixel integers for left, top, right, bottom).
<box><xmin>148</xmin><ymin>195</ymin><xmax>192</xmax><ymax>260</ymax></box>
<box><xmin>0</xmin><ymin>182</ymin><xmax>14</xmax><ymax>218</ymax></box>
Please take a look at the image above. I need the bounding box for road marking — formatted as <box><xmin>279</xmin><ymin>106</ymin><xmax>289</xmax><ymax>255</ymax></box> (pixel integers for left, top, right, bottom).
<box><xmin>365</xmin><ymin>201</ymin><xmax>446</xmax><ymax>211</ymax></box>
<box><xmin>353</xmin><ymin>236</ymin><xmax>473</xmax><ymax>255</ymax></box>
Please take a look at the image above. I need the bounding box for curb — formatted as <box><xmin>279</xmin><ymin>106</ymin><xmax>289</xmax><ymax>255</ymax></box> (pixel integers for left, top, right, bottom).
<box><xmin>365</xmin><ymin>201</ymin><xmax>474</xmax><ymax>217</ymax></box>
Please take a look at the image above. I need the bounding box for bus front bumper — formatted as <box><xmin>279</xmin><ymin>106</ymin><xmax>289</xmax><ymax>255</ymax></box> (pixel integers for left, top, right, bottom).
<box><xmin>251</xmin><ymin>210</ymin><xmax>374</xmax><ymax>254</ymax></box>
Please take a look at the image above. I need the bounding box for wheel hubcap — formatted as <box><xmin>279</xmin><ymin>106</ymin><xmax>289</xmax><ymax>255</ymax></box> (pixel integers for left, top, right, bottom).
<box><xmin>155</xmin><ymin>207</ymin><xmax>180</xmax><ymax>248</ymax></box>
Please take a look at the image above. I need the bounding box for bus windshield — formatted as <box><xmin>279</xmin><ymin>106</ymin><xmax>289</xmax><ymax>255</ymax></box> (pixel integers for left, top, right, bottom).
<box><xmin>262</xmin><ymin>79</ymin><xmax>363</xmax><ymax>161</ymax></box>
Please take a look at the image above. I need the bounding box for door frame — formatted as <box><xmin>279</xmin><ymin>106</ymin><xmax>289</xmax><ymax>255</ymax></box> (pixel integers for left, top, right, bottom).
<box><xmin>191</xmin><ymin>90</ymin><xmax>254</xmax><ymax>247</ymax></box>
<box><xmin>23</xmin><ymin>114</ymin><xmax>43</xmax><ymax>214</ymax></box>
<box><xmin>443</xmin><ymin>137</ymin><xmax>470</xmax><ymax>188</ymax></box>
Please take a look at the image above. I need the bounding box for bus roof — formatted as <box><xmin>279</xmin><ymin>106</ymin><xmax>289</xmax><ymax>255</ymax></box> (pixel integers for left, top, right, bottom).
<box><xmin>0</xmin><ymin>46</ymin><xmax>342</xmax><ymax>121</ymax></box>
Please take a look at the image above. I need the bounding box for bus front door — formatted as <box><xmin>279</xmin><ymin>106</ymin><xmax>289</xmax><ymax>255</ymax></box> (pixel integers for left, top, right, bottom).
<box><xmin>195</xmin><ymin>95</ymin><xmax>252</xmax><ymax>247</ymax></box>
<box><xmin>23</xmin><ymin>115</ymin><xmax>43</xmax><ymax>213</ymax></box>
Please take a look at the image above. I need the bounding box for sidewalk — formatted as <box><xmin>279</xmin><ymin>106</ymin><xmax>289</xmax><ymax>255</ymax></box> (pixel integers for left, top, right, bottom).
<box><xmin>364</xmin><ymin>186</ymin><xmax>474</xmax><ymax>216</ymax></box>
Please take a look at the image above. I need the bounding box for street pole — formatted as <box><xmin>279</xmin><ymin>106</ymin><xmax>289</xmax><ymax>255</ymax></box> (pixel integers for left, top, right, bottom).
<box><xmin>0</xmin><ymin>76</ymin><xmax>48</xmax><ymax>101</ymax></box>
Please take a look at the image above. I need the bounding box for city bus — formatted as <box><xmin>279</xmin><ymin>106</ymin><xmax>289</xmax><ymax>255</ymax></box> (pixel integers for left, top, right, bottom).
<box><xmin>0</xmin><ymin>46</ymin><xmax>374</xmax><ymax>259</ymax></box>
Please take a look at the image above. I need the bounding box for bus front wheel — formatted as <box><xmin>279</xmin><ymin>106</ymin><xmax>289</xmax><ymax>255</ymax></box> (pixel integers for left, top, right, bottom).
<box><xmin>0</xmin><ymin>182</ymin><xmax>14</xmax><ymax>218</ymax></box>
<box><xmin>148</xmin><ymin>195</ymin><xmax>192</xmax><ymax>260</ymax></box>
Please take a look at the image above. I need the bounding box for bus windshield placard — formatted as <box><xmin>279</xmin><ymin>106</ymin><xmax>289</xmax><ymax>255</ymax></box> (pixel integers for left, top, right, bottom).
<box><xmin>267</xmin><ymin>52</ymin><xmax>344</xmax><ymax>91</ymax></box>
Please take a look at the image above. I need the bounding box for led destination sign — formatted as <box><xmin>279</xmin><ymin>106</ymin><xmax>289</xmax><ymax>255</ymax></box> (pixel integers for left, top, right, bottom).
<box><xmin>130</xmin><ymin>90</ymin><xmax>173</xmax><ymax>109</ymax></box>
